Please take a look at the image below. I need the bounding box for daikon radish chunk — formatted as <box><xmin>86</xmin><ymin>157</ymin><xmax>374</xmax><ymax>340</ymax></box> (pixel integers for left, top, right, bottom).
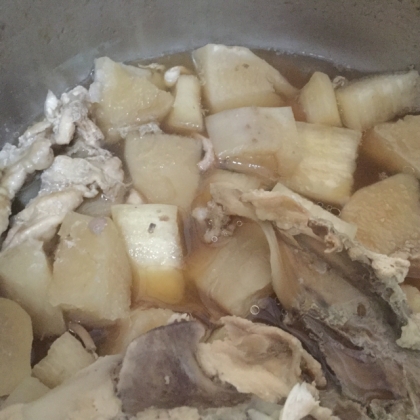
<box><xmin>165</xmin><ymin>75</ymin><xmax>204</xmax><ymax>134</ymax></box>
<box><xmin>89</xmin><ymin>57</ymin><xmax>173</xmax><ymax>143</ymax></box>
<box><xmin>189</xmin><ymin>222</ymin><xmax>272</xmax><ymax>317</ymax></box>
<box><xmin>0</xmin><ymin>298</ymin><xmax>32</xmax><ymax>396</ymax></box>
<box><xmin>341</xmin><ymin>173</ymin><xmax>420</xmax><ymax>255</ymax></box>
<box><xmin>335</xmin><ymin>70</ymin><xmax>419</xmax><ymax>130</ymax></box>
<box><xmin>32</xmin><ymin>332</ymin><xmax>95</xmax><ymax>389</ymax></box>
<box><xmin>0</xmin><ymin>240</ymin><xmax>65</xmax><ymax>338</ymax></box>
<box><xmin>193</xmin><ymin>44</ymin><xmax>297</xmax><ymax>113</ymax></box>
<box><xmin>283</xmin><ymin>122</ymin><xmax>361</xmax><ymax>205</ymax></box>
<box><xmin>125</xmin><ymin>133</ymin><xmax>202</xmax><ymax>210</ymax></box>
<box><xmin>22</xmin><ymin>356</ymin><xmax>121</xmax><ymax>420</ymax></box>
<box><xmin>299</xmin><ymin>71</ymin><xmax>342</xmax><ymax>126</ymax></box>
<box><xmin>3</xmin><ymin>377</ymin><xmax>49</xmax><ymax>407</ymax></box>
<box><xmin>362</xmin><ymin>115</ymin><xmax>420</xmax><ymax>178</ymax></box>
<box><xmin>206</xmin><ymin>107</ymin><xmax>301</xmax><ymax>177</ymax></box>
<box><xmin>50</xmin><ymin>212</ymin><xmax>131</xmax><ymax>327</ymax></box>
<box><xmin>112</xmin><ymin>204</ymin><xmax>185</xmax><ymax>304</ymax></box>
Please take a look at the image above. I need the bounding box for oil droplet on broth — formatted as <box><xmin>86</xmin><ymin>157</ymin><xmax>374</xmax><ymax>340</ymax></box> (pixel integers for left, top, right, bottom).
<box><xmin>250</xmin><ymin>305</ymin><xmax>260</xmax><ymax>316</ymax></box>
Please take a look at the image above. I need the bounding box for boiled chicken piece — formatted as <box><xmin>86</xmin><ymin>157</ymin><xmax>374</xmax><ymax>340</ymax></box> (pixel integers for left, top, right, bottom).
<box><xmin>44</xmin><ymin>86</ymin><xmax>104</xmax><ymax>147</ymax></box>
<box><xmin>0</xmin><ymin>134</ymin><xmax>53</xmax><ymax>235</ymax></box>
<box><xmin>192</xmin><ymin>169</ymin><xmax>263</xmax><ymax>244</ymax></box>
<box><xmin>117</xmin><ymin>321</ymin><xmax>247</xmax><ymax>415</ymax></box>
<box><xmin>2</xmin><ymin>148</ymin><xmax>124</xmax><ymax>249</ymax></box>
<box><xmin>0</xmin><ymin>85</ymin><xmax>103</xmax><ymax>237</ymax></box>
<box><xmin>209</xmin><ymin>183</ymin><xmax>419</xmax><ymax>351</ymax></box>
<box><xmin>197</xmin><ymin>317</ymin><xmax>325</xmax><ymax>402</ymax></box>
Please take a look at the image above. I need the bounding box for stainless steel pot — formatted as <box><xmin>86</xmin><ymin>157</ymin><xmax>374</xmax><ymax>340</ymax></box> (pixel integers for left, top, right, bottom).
<box><xmin>1</xmin><ymin>0</ymin><xmax>420</xmax><ymax>143</ymax></box>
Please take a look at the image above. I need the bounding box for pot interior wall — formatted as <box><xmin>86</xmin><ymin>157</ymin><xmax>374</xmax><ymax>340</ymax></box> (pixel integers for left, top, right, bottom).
<box><xmin>1</xmin><ymin>0</ymin><xmax>420</xmax><ymax>143</ymax></box>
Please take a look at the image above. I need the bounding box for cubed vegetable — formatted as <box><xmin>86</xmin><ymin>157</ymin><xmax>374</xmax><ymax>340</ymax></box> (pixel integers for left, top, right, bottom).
<box><xmin>89</xmin><ymin>56</ymin><xmax>173</xmax><ymax>143</ymax></box>
<box><xmin>193</xmin><ymin>44</ymin><xmax>297</xmax><ymax>113</ymax></box>
<box><xmin>0</xmin><ymin>240</ymin><xmax>65</xmax><ymax>338</ymax></box>
<box><xmin>335</xmin><ymin>70</ymin><xmax>419</xmax><ymax>130</ymax></box>
<box><xmin>206</xmin><ymin>106</ymin><xmax>301</xmax><ymax>177</ymax></box>
<box><xmin>0</xmin><ymin>298</ymin><xmax>32</xmax><ymax>396</ymax></box>
<box><xmin>299</xmin><ymin>71</ymin><xmax>342</xmax><ymax>126</ymax></box>
<box><xmin>362</xmin><ymin>115</ymin><xmax>420</xmax><ymax>178</ymax></box>
<box><xmin>125</xmin><ymin>133</ymin><xmax>202</xmax><ymax>210</ymax></box>
<box><xmin>112</xmin><ymin>204</ymin><xmax>185</xmax><ymax>304</ymax></box>
<box><xmin>3</xmin><ymin>377</ymin><xmax>49</xmax><ymax>407</ymax></box>
<box><xmin>165</xmin><ymin>75</ymin><xmax>204</xmax><ymax>134</ymax></box>
<box><xmin>283</xmin><ymin>122</ymin><xmax>361</xmax><ymax>205</ymax></box>
<box><xmin>33</xmin><ymin>332</ymin><xmax>95</xmax><ymax>388</ymax></box>
<box><xmin>50</xmin><ymin>212</ymin><xmax>132</xmax><ymax>327</ymax></box>
<box><xmin>189</xmin><ymin>222</ymin><xmax>272</xmax><ymax>316</ymax></box>
<box><xmin>341</xmin><ymin>173</ymin><xmax>420</xmax><ymax>255</ymax></box>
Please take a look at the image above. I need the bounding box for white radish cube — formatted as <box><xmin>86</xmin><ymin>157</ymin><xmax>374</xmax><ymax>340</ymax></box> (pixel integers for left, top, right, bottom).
<box><xmin>3</xmin><ymin>377</ymin><xmax>49</xmax><ymax>407</ymax></box>
<box><xmin>362</xmin><ymin>115</ymin><xmax>420</xmax><ymax>178</ymax></box>
<box><xmin>299</xmin><ymin>71</ymin><xmax>342</xmax><ymax>126</ymax></box>
<box><xmin>50</xmin><ymin>212</ymin><xmax>132</xmax><ymax>327</ymax></box>
<box><xmin>32</xmin><ymin>332</ymin><xmax>95</xmax><ymax>388</ymax></box>
<box><xmin>283</xmin><ymin>122</ymin><xmax>361</xmax><ymax>205</ymax></box>
<box><xmin>165</xmin><ymin>75</ymin><xmax>204</xmax><ymax>134</ymax></box>
<box><xmin>206</xmin><ymin>106</ymin><xmax>301</xmax><ymax>177</ymax></box>
<box><xmin>111</xmin><ymin>204</ymin><xmax>185</xmax><ymax>304</ymax></box>
<box><xmin>125</xmin><ymin>133</ymin><xmax>202</xmax><ymax>210</ymax></box>
<box><xmin>193</xmin><ymin>44</ymin><xmax>297</xmax><ymax>113</ymax></box>
<box><xmin>0</xmin><ymin>298</ymin><xmax>32</xmax><ymax>397</ymax></box>
<box><xmin>0</xmin><ymin>240</ymin><xmax>65</xmax><ymax>338</ymax></box>
<box><xmin>189</xmin><ymin>222</ymin><xmax>272</xmax><ymax>317</ymax></box>
<box><xmin>335</xmin><ymin>70</ymin><xmax>418</xmax><ymax>130</ymax></box>
<box><xmin>89</xmin><ymin>57</ymin><xmax>173</xmax><ymax>143</ymax></box>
